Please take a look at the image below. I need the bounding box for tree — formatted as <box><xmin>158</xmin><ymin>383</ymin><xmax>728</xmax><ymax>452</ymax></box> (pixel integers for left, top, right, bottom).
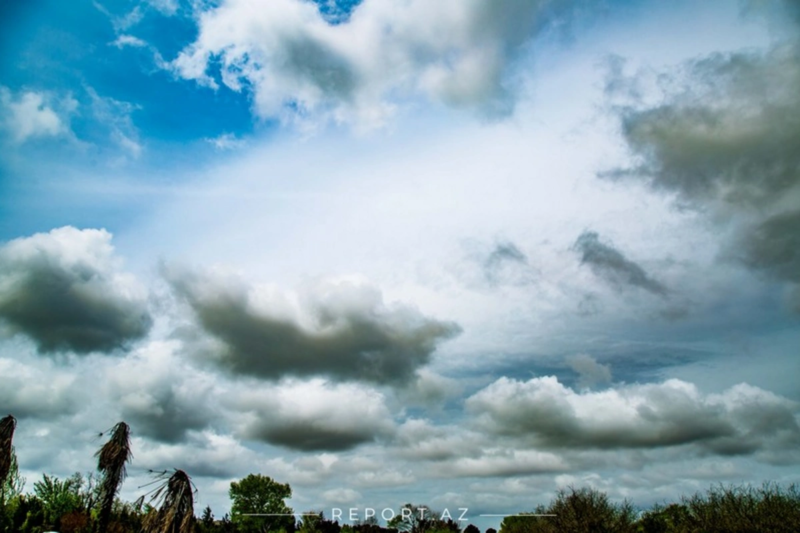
<box><xmin>500</xmin><ymin>487</ymin><xmax>635</xmax><ymax>533</ymax></box>
<box><xmin>0</xmin><ymin>416</ymin><xmax>15</xmax><ymax>488</ymax></box>
<box><xmin>463</xmin><ymin>525</ymin><xmax>480</xmax><ymax>533</ymax></box>
<box><xmin>387</xmin><ymin>504</ymin><xmax>456</xmax><ymax>533</ymax></box>
<box><xmin>33</xmin><ymin>473</ymin><xmax>85</xmax><ymax>530</ymax></box>
<box><xmin>96</xmin><ymin>422</ymin><xmax>132</xmax><ymax>533</ymax></box>
<box><xmin>229</xmin><ymin>474</ymin><xmax>294</xmax><ymax>533</ymax></box>
<box><xmin>0</xmin><ymin>450</ymin><xmax>25</xmax><ymax>533</ymax></box>
<box><xmin>142</xmin><ymin>469</ymin><xmax>195</xmax><ymax>533</ymax></box>
<box><xmin>201</xmin><ymin>505</ymin><xmax>215</xmax><ymax>528</ymax></box>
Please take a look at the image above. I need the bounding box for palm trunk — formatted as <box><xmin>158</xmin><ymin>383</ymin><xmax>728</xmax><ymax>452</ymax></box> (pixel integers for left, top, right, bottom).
<box><xmin>0</xmin><ymin>415</ymin><xmax>16</xmax><ymax>486</ymax></box>
<box><xmin>95</xmin><ymin>422</ymin><xmax>132</xmax><ymax>533</ymax></box>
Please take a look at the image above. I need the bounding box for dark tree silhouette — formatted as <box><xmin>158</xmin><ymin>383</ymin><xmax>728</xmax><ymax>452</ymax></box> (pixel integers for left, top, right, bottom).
<box><xmin>0</xmin><ymin>415</ymin><xmax>16</xmax><ymax>487</ymax></box>
<box><xmin>143</xmin><ymin>469</ymin><xmax>195</xmax><ymax>533</ymax></box>
<box><xmin>95</xmin><ymin>422</ymin><xmax>132</xmax><ymax>533</ymax></box>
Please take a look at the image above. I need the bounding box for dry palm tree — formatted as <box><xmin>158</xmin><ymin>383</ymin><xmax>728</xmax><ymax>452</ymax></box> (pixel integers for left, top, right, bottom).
<box><xmin>95</xmin><ymin>422</ymin><xmax>132</xmax><ymax>533</ymax></box>
<box><xmin>142</xmin><ymin>469</ymin><xmax>196</xmax><ymax>533</ymax></box>
<box><xmin>0</xmin><ymin>414</ymin><xmax>16</xmax><ymax>486</ymax></box>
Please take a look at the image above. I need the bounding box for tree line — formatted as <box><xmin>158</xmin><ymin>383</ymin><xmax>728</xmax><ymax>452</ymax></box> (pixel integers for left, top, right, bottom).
<box><xmin>2</xmin><ymin>415</ymin><xmax>800</xmax><ymax>532</ymax></box>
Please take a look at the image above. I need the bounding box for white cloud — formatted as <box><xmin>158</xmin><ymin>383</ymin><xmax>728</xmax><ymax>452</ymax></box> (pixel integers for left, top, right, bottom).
<box><xmin>232</xmin><ymin>378</ymin><xmax>395</xmax><ymax>451</ymax></box>
<box><xmin>467</xmin><ymin>376</ymin><xmax>800</xmax><ymax>460</ymax></box>
<box><xmin>111</xmin><ymin>34</ymin><xmax>148</xmax><ymax>48</ymax></box>
<box><xmin>172</xmin><ymin>0</ymin><xmax>569</xmax><ymax>126</ymax></box>
<box><xmin>0</xmin><ymin>87</ymin><xmax>76</xmax><ymax>143</ymax></box>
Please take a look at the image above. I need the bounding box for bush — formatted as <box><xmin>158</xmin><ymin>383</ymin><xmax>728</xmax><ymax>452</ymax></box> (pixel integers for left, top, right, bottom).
<box><xmin>637</xmin><ymin>483</ymin><xmax>800</xmax><ymax>532</ymax></box>
<box><xmin>501</xmin><ymin>487</ymin><xmax>636</xmax><ymax>533</ymax></box>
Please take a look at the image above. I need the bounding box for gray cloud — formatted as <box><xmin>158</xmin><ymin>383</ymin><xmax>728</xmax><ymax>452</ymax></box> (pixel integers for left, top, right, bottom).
<box><xmin>0</xmin><ymin>227</ymin><xmax>152</xmax><ymax>354</ymax></box>
<box><xmin>106</xmin><ymin>341</ymin><xmax>219</xmax><ymax>443</ymax></box>
<box><xmin>483</xmin><ymin>241</ymin><xmax>534</xmax><ymax>286</ymax></box>
<box><xmin>0</xmin><ymin>358</ymin><xmax>79</xmax><ymax>419</ymax></box>
<box><xmin>467</xmin><ymin>377</ymin><xmax>800</xmax><ymax>459</ymax></box>
<box><xmin>574</xmin><ymin>231</ymin><xmax>668</xmax><ymax>296</ymax></box>
<box><xmin>164</xmin><ymin>265</ymin><xmax>460</xmax><ymax>385</ymax></box>
<box><xmin>734</xmin><ymin>209</ymin><xmax>800</xmax><ymax>293</ymax></box>
<box><xmin>566</xmin><ymin>353</ymin><xmax>612</xmax><ymax>389</ymax></box>
<box><xmin>235</xmin><ymin>380</ymin><xmax>394</xmax><ymax>452</ymax></box>
<box><xmin>605</xmin><ymin>27</ymin><xmax>800</xmax><ymax>309</ymax></box>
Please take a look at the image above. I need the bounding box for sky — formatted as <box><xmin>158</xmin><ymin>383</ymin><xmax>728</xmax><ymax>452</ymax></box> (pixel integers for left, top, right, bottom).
<box><xmin>1</xmin><ymin>0</ymin><xmax>799</xmax><ymax>528</ymax></box>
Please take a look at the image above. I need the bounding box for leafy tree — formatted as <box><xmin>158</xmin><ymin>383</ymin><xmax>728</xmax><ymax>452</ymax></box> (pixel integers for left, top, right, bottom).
<box><xmin>0</xmin><ymin>450</ymin><xmax>25</xmax><ymax>532</ymax></box>
<box><xmin>229</xmin><ymin>474</ymin><xmax>294</xmax><ymax>533</ymax></box>
<box><xmin>501</xmin><ymin>487</ymin><xmax>636</xmax><ymax>533</ymax></box>
<box><xmin>463</xmin><ymin>525</ymin><xmax>480</xmax><ymax>533</ymax></box>
<box><xmin>33</xmin><ymin>473</ymin><xmax>85</xmax><ymax>530</ymax></box>
<box><xmin>202</xmin><ymin>505</ymin><xmax>215</xmax><ymax>527</ymax></box>
<box><xmin>388</xmin><ymin>504</ymin><xmax>455</xmax><ymax>533</ymax></box>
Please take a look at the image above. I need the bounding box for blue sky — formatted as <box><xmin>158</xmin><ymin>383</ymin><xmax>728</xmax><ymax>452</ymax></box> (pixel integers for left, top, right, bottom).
<box><xmin>1</xmin><ymin>0</ymin><xmax>799</xmax><ymax>527</ymax></box>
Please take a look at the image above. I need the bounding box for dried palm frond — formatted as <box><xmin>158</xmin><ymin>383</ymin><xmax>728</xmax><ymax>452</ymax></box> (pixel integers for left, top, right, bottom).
<box><xmin>95</xmin><ymin>422</ymin><xmax>132</xmax><ymax>533</ymax></box>
<box><xmin>142</xmin><ymin>469</ymin><xmax>196</xmax><ymax>533</ymax></box>
<box><xmin>0</xmin><ymin>414</ymin><xmax>16</xmax><ymax>485</ymax></box>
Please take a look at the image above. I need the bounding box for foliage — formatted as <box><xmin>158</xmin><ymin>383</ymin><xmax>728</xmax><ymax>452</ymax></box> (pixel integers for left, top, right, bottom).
<box><xmin>0</xmin><ymin>449</ymin><xmax>25</xmax><ymax>532</ymax></box>
<box><xmin>501</xmin><ymin>487</ymin><xmax>636</xmax><ymax>533</ymax></box>
<box><xmin>637</xmin><ymin>483</ymin><xmax>800</xmax><ymax>532</ymax></box>
<box><xmin>230</xmin><ymin>473</ymin><xmax>294</xmax><ymax>533</ymax></box>
<box><xmin>387</xmin><ymin>504</ymin><xmax>458</xmax><ymax>533</ymax></box>
<box><xmin>33</xmin><ymin>473</ymin><xmax>88</xmax><ymax>529</ymax></box>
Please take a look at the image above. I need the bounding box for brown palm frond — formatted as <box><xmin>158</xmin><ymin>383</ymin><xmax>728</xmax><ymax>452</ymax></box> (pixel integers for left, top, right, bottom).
<box><xmin>142</xmin><ymin>469</ymin><xmax>196</xmax><ymax>533</ymax></box>
<box><xmin>0</xmin><ymin>414</ymin><xmax>16</xmax><ymax>485</ymax></box>
<box><xmin>95</xmin><ymin>421</ymin><xmax>132</xmax><ymax>533</ymax></box>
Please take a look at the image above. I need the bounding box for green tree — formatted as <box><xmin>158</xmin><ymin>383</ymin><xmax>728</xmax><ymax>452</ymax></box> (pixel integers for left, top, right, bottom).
<box><xmin>229</xmin><ymin>474</ymin><xmax>294</xmax><ymax>533</ymax></box>
<box><xmin>33</xmin><ymin>473</ymin><xmax>85</xmax><ymax>530</ymax></box>
<box><xmin>500</xmin><ymin>487</ymin><xmax>636</xmax><ymax>533</ymax></box>
<box><xmin>0</xmin><ymin>450</ymin><xmax>25</xmax><ymax>533</ymax></box>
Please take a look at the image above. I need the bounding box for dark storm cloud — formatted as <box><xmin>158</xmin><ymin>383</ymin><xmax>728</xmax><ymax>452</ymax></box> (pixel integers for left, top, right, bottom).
<box><xmin>574</xmin><ymin>231</ymin><xmax>668</xmax><ymax>296</ymax></box>
<box><xmin>0</xmin><ymin>227</ymin><xmax>152</xmax><ymax>354</ymax></box>
<box><xmin>163</xmin><ymin>265</ymin><xmax>460</xmax><ymax>385</ymax></box>
<box><xmin>467</xmin><ymin>377</ymin><xmax>800</xmax><ymax>458</ymax></box>
<box><xmin>605</xmin><ymin>26</ymin><xmax>800</xmax><ymax>308</ymax></box>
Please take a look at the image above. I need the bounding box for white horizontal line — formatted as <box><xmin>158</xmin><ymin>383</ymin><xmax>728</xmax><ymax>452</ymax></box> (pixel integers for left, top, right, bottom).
<box><xmin>479</xmin><ymin>514</ymin><xmax>557</xmax><ymax>517</ymax></box>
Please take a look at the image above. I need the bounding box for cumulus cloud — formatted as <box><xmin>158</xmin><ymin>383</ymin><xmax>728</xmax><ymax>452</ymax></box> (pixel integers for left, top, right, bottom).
<box><xmin>0</xmin><ymin>357</ymin><xmax>79</xmax><ymax>419</ymax></box>
<box><xmin>0</xmin><ymin>227</ymin><xmax>152</xmax><ymax>354</ymax></box>
<box><xmin>574</xmin><ymin>231</ymin><xmax>668</xmax><ymax>296</ymax></box>
<box><xmin>171</xmin><ymin>0</ymin><xmax>574</xmax><ymax>125</ymax></box>
<box><xmin>105</xmin><ymin>340</ymin><xmax>218</xmax><ymax>443</ymax></box>
<box><xmin>467</xmin><ymin>376</ymin><xmax>800</xmax><ymax>459</ymax></box>
<box><xmin>164</xmin><ymin>266</ymin><xmax>460</xmax><ymax>385</ymax></box>
<box><xmin>0</xmin><ymin>87</ymin><xmax>76</xmax><ymax>143</ymax></box>
<box><xmin>605</xmin><ymin>15</ymin><xmax>800</xmax><ymax>308</ymax></box>
<box><xmin>234</xmin><ymin>379</ymin><xmax>394</xmax><ymax>451</ymax></box>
